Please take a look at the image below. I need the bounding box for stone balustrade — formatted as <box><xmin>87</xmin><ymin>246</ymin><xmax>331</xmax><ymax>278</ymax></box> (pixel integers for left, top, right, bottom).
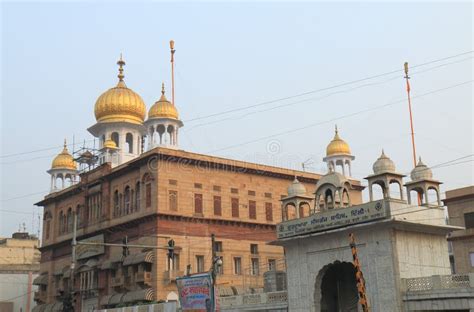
<box><xmin>218</xmin><ymin>290</ymin><xmax>288</xmax><ymax>309</ymax></box>
<box><xmin>402</xmin><ymin>273</ymin><xmax>474</xmax><ymax>292</ymax></box>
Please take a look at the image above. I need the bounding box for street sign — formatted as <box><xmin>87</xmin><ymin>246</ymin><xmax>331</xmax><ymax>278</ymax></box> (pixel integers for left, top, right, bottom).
<box><xmin>176</xmin><ymin>273</ymin><xmax>218</xmax><ymax>311</ymax></box>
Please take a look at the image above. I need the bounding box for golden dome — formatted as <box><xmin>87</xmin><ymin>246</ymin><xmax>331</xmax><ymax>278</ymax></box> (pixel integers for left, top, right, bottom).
<box><xmin>326</xmin><ymin>126</ymin><xmax>351</xmax><ymax>156</ymax></box>
<box><xmin>103</xmin><ymin>139</ymin><xmax>117</xmax><ymax>149</ymax></box>
<box><xmin>148</xmin><ymin>84</ymin><xmax>179</xmax><ymax>120</ymax></box>
<box><xmin>94</xmin><ymin>56</ymin><xmax>146</xmax><ymax>125</ymax></box>
<box><xmin>51</xmin><ymin>140</ymin><xmax>77</xmax><ymax>170</ymax></box>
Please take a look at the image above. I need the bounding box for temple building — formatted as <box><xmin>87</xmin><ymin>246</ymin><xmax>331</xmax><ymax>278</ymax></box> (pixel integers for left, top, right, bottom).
<box><xmin>273</xmin><ymin>146</ymin><xmax>461</xmax><ymax>311</ymax></box>
<box><xmin>33</xmin><ymin>55</ymin><xmax>365</xmax><ymax>311</ymax></box>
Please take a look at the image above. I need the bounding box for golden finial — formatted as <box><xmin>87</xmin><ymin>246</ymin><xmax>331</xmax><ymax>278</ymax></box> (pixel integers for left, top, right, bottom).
<box><xmin>335</xmin><ymin>125</ymin><xmax>338</xmax><ymax>134</ymax></box>
<box><xmin>117</xmin><ymin>53</ymin><xmax>126</xmax><ymax>81</ymax></box>
<box><xmin>404</xmin><ymin>62</ymin><xmax>409</xmax><ymax>78</ymax></box>
<box><xmin>170</xmin><ymin>40</ymin><xmax>175</xmax><ymax>51</ymax></box>
<box><xmin>161</xmin><ymin>82</ymin><xmax>165</xmax><ymax>95</ymax></box>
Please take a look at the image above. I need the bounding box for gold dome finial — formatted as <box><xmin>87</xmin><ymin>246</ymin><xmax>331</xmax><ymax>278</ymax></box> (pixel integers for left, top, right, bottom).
<box><xmin>117</xmin><ymin>53</ymin><xmax>125</xmax><ymax>82</ymax></box>
<box><xmin>161</xmin><ymin>82</ymin><xmax>165</xmax><ymax>95</ymax></box>
<box><xmin>326</xmin><ymin>126</ymin><xmax>351</xmax><ymax>156</ymax></box>
<box><xmin>63</xmin><ymin>138</ymin><xmax>67</xmax><ymax>150</ymax></box>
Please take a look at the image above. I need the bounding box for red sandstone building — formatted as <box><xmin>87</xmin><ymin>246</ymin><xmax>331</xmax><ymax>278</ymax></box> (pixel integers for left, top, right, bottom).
<box><xmin>33</xmin><ymin>56</ymin><xmax>363</xmax><ymax>311</ymax></box>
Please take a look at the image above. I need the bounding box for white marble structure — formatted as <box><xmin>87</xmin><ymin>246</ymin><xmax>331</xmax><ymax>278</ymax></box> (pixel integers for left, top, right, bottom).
<box><xmin>274</xmin><ymin>146</ymin><xmax>461</xmax><ymax>311</ymax></box>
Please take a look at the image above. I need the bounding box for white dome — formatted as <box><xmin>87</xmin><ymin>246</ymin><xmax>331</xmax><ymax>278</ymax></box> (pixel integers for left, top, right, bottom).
<box><xmin>287</xmin><ymin>178</ymin><xmax>307</xmax><ymax>197</ymax></box>
<box><xmin>410</xmin><ymin>157</ymin><xmax>433</xmax><ymax>181</ymax></box>
<box><xmin>373</xmin><ymin>150</ymin><xmax>396</xmax><ymax>174</ymax></box>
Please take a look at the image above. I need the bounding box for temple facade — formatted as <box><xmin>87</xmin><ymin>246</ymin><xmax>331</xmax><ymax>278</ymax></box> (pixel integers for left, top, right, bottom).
<box><xmin>34</xmin><ymin>56</ymin><xmax>364</xmax><ymax>311</ymax></box>
<box><xmin>273</xmin><ymin>146</ymin><xmax>459</xmax><ymax>311</ymax></box>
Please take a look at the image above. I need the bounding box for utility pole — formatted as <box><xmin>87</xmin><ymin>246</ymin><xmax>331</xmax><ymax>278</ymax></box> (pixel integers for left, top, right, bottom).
<box><xmin>349</xmin><ymin>233</ymin><xmax>370</xmax><ymax>312</ymax></box>
<box><xmin>209</xmin><ymin>233</ymin><xmax>222</xmax><ymax>312</ymax></box>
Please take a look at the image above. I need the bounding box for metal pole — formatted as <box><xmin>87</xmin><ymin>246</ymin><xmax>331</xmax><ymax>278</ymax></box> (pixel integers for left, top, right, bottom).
<box><xmin>70</xmin><ymin>211</ymin><xmax>77</xmax><ymax>311</ymax></box>
<box><xmin>170</xmin><ymin>40</ymin><xmax>176</xmax><ymax>106</ymax></box>
<box><xmin>211</xmin><ymin>233</ymin><xmax>216</xmax><ymax>312</ymax></box>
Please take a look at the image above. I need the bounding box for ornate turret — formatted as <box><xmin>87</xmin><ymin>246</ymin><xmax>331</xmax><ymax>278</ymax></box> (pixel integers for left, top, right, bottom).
<box><xmin>88</xmin><ymin>55</ymin><xmax>146</xmax><ymax>167</ymax></box>
<box><xmin>323</xmin><ymin>126</ymin><xmax>355</xmax><ymax>177</ymax></box>
<box><xmin>47</xmin><ymin>140</ymin><xmax>78</xmax><ymax>192</ymax></box>
<box><xmin>144</xmin><ymin>83</ymin><xmax>183</xmax><ymax>150</ymax></box>
<box><xmin>404</xmin><ymin>157</ymin><xmax>442</xmax><ymax>206</ymax></box>
<box><xmin>365</xmin><ymin>150</ymin><xmax>405</xmax><ymax>201</ymax></box>
<box><xmin>281</xmin><ymin>177</ymin><xmax>313</xmax><ymax>221</ymax></box>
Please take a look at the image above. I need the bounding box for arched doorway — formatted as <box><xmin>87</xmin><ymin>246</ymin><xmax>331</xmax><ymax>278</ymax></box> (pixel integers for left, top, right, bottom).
<box><xmin>315</xmin><ymin>261</ymin><xmax>359</xmax><ymax>312</ymax></box>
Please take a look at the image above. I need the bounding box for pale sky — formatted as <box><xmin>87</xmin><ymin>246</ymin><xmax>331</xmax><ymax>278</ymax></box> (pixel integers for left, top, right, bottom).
<box><xmin>1</xmin><ymin>1</ymin><xmax>472</xmax><ymax>237</ymax></box>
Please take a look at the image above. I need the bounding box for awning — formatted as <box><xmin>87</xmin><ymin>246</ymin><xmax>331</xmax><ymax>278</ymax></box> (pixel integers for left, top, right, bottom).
<box><xmin>123</xmin><ymin>251</ymin><xmax>153</xmax><ymax>266</ymax></box>
<box><xmin>63</xmin><ymin>268</ymin><xmax>71</xmax><ymax>278</ymax></box>
<box><xmin>53</xmin><ymin>266</ymin><xmax>69</xmax><ymax>276</ymax></box>
<box><xmin>108</xmin><ymin>293</ymin><xmax>125</xmax><ymax>305</ymax></box>
<box><xmin>122</xmin><ymin>288</ymin><xmax>154</xmax><ymax>303</ymax></box>
<box><xmin>33</xmin><ymin>274</ymin><xmax>48</xmax><ymax>286</ymax></box>
<box><xmin>101</xmin><ymin>253</ymin><xmax>123</xmax><ymax>270</ymax></box>
<box><xmin>77</xmin><ymin>258</ymin><xmax>99</xmax><ymax>272</ymax></box>
<box><xmin>32</xmin><ymin>304</ymin><xmax>46</xmax><ymax>312</ymax></box>
<box><xmin>43</xmin><ymin>302</ymin><xmax>62</xmax><ymax>312</ymax></box>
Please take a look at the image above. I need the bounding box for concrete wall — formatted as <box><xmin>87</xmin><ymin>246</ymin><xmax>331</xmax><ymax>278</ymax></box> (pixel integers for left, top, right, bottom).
<box><xmin>283</xmin><ymin>225</ymin><xmax>401</xmax><ymax>312</ymax></box>
<box><xmin>0</xmin><ymin>273</ymin><xmax>38</xmax><ymax>312</ymax></box>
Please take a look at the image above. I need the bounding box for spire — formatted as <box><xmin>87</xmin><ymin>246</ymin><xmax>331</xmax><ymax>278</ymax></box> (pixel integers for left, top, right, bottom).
<box><xmin>62</xmin><ymin>138</ymin><xmax>68</xmax><ymax>153</ymax></box>
<box><xmin>334</xmin><ymin>125</ymin><xmax>341</xmax><ymax>140</ymax></box>
<box><xmin>117</xmin><ymin>53</ymin><xmax>126</xmax><ymax>83</ymax></box>
<box><xmin>159</xmin><ymin>83</ymin><xmax>168</xmax><ymax>102</ymax></box>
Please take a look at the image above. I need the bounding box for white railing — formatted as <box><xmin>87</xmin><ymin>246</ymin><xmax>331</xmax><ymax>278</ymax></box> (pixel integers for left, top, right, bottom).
<box><xmin>218</xmin><ymin>290</ymin><xmax>288</xmax><ymax>308</ymax></box>
<box><xmin>403</xmin><ymin>274</ymin><xmax>473</xmax><ymax>292</ymax></box>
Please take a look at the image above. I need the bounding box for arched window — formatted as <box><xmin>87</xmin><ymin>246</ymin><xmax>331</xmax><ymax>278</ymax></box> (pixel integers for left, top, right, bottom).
<box><xmin>126</xmin><ymin>133</ymin><xmax>133</xmax><ymax>154</ymax></box>
<box><xmin>113</xmin><ymin>190</ymin><xmax>119</xmax><ymax>216</ymax></box>
<box><xmin>111</xmin><ymin>132</ymin><xmax>119</xmax><ymax>147</ymax></box>
<box><xmin>169</xmin><ymin>190</ymin><xmax>178</xmax><ymax>211</ymax></box>
<box><xmin>143</xmin><ymin>174</ymin><xmax>152</xmax><ymax>208</ymax></box>
<box><xmin>44</xmin><ymin>211</ymin><xmax>52</xmax><ymax>239</ymax></box>
<box><xmin>124</xmin><ymin>186</ymin><xmax>131</xmax><ymax>214</ymax></box>
<box><xmin>135</xmin><ymin>182</ymin><xmax>141</xmax><ymax>211</ymax></box>
<box><xmin>76</xmin><ymin>205</ymin><xmax>82</xmax><ymax>227</ymax></box>
<box><xmin>59</xmin><ymin>211</ymin><xmax>64</xmax><ymax>234</ymax></box>
<box><xmin>67</xmin><ymin>208</ymin><xmax>73</xmax><ymax>233</ymax></box>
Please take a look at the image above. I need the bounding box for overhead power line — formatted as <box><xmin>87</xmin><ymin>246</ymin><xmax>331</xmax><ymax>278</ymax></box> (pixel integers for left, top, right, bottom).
<box><xmin>209</xmin><ymin>79</ymin><xmax>473</xmax><ymax>153</ymax></box>
<box><xmin>0</xmin><ymin>51</ymin><xmax>471</xmax><ymax>159</ymax></box>
<box><xmin>184</xmin><ymin>50</ymin><xmax>473</xmax><ymax>123</ymax></box>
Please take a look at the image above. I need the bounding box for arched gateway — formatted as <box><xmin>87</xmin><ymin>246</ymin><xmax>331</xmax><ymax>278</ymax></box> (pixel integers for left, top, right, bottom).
<box><xmin>314</xmin><ymin>261</ymin><xmax>359</xmax><ymax>312</ymax></box>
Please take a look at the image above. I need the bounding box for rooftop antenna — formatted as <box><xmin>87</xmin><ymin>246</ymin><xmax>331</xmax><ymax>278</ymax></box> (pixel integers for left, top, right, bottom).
<box><xmin>404</xmin><ymin>62</ymin><xmax>417</xmax><ymax>167</ymax></box>
<box><xmin>170</xmin><ymin>40</ymin><xmax>176</xmax><ymax>105</ymax></box>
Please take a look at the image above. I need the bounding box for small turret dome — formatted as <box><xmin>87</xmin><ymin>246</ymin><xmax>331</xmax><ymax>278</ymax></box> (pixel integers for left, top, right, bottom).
<box><xmin>410</xmin><ymin>157</ymin><xmax>433</xmax><ymax>181</ymax></box>
<box><xmin>373</xmin><ymin>150</ymin><xmax>396</xmax><ymax>174</ymax></box>
<box><xmin>103</xmin><ymin>139</ymin><xmax>117</xmax><ymax>149</ymax></box>
<box><xmin>51</xmin><ymin>140</ymin><xmax>77</xmax><ymax>170</ymax></box>
<box><xmin>287</xmin><ymin>178</ymin><xmax>307</xmax><ymax>197</ymax></box>
<box><xmin>148</xmin><ymin>84</ymin><xmax>179</xmax><ymax>120</ymax></box>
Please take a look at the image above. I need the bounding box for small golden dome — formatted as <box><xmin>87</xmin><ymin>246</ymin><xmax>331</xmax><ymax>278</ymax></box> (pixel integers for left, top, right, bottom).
<box><xmin>148</xmin><ymin>84</ymin><xmax>179</xmax><ymax>120</ymax></box>
<box><xmin>51</xmin><ymin>140</ymin><xmax>77</xmax><ymax>170</ymax></box>
<box><xmin>326</xmin><ymin>126</ymin><xmax>351</xmax><ymax>156</ymax></box>
<box><xmin>94</xmin><ymin>56</ymin><xmax>146</xmax><ymax>125</ymax></box>
<box><xmin>103</xmin><ymin>139</ymin><xmax>117</xmax><ymax>149</ymax></box>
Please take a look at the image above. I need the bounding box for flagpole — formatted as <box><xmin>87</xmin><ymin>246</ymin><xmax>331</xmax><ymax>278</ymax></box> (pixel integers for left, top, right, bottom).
<box><xmin>404</xmin><ymin>62</ymin><xmax>417</xmax><ymax>167</ymax></box>
<box><xmin>170</xmin><ymin>40</ymin><xmax>176</xmax><ymax>106</ymax></box>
